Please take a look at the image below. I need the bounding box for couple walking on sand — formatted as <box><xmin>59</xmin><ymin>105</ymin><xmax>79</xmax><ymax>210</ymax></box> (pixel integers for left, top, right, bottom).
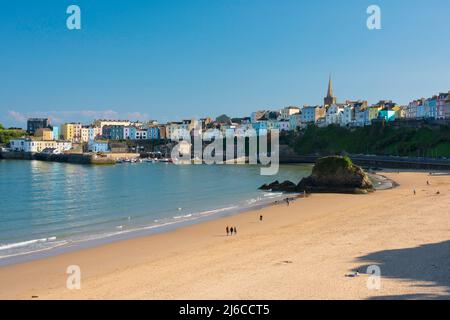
<box><xmin>226</xmin><ymin>226</ymin><xmax>237</xmax><ymax>236</ymax></box>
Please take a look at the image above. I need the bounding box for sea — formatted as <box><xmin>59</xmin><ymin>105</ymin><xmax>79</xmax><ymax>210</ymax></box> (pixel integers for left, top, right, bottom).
<box><xmin>0</xmin><ymin>159</ymin><xmax>312</xmax><ymax>265</ymax></box>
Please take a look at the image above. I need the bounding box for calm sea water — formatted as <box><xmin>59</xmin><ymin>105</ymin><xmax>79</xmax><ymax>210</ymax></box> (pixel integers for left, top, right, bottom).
<box><xmin>0</xmin><ymin>160</ymin><xmax>311</xmax><ymax>262</ymax></box>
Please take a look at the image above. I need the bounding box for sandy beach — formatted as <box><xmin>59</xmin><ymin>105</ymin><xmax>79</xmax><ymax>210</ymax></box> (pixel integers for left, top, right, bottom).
<box><xmin>1</xmin><ymin>171</ymin><xmax>450</xmax><ymax>300</ymax></box>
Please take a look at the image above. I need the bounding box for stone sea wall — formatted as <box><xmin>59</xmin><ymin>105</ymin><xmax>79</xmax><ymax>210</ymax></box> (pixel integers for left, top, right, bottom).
<box><xmin>0</xmin><ymin>151</ymin><xmax>115</xmax><ymax>165</ymax></box>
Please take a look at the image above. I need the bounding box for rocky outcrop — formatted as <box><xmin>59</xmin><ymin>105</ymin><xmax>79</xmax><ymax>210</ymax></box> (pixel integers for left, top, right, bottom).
<box><xmin>259</xmin><ymin>156</ymin><xmax>375</xmax><ymax>194</ymax></box>
<box><xmin>297</xmin><ymin>156</ymin><xmax>374</xmax><ymax>194</ymax></box>
<box><xmin>259</xmin><ymin>180</ymin><xmax>280</xmax><ymax>191</ymax></box>
<box><xmin>259</xmin><ymin>180</ymin><xmax>297</xmax><ymax>193</ymax></box>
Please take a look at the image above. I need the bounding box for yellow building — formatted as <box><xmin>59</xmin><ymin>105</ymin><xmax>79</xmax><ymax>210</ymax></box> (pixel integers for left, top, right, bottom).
<box><xmin>60</xmin><ymin>123</ymin><xmax>75</xmax><ymax>141</ymax></box>
<box><xmin>60</xmin><ymin>123</ymin><xmax>83</xmax><ymax>142</ymax></box>
<box><xmin>34</xmin><ymin>128</ymin><xmax>53</xmax><ymax>141</ymax></box>
<box><xmin>392</xmin><ymin>105</ymin><xmax>405</xmax><ymax>119</ymax></box>
<box><xmin>368</xmin><ymin>106</ymin><xmax>383</xmax><ymax>122</ymax></box>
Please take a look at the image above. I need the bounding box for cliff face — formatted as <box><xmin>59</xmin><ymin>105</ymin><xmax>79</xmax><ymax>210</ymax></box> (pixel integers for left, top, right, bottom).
<box><xmin>260</xmin><ymin>156</ymin><xmax>374</xmax><ymax>194</ymax></box>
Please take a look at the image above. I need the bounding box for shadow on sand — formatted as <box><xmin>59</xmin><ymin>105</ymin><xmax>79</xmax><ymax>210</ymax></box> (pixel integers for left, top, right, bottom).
<box><xmin>353</xmin><ymin>240</ymin><xmax>450</xmax><ymax>300</ymax></box>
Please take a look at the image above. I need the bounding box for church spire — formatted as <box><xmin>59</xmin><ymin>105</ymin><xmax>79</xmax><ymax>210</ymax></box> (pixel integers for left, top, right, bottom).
<box><xmin>327</xmin><ymin>75</ymin><xmax>333</xmax><ymax>98</ymax></box>
<box><xmin>324</xmin><ymin>75</ymin><xmax>337</xmax><ymax>106</ymax></box>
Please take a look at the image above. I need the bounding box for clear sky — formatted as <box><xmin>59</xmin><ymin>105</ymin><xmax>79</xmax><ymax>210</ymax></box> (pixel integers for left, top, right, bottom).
<box><xmin>0</xmin><ymin>0</ymin><xmax>449</xmax><ymax>128</ymax></box>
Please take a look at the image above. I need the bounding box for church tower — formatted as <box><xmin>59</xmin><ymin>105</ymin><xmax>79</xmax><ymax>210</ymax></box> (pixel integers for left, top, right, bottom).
<box><xmin>324</xmin><ymin>75</ymin><xmax>337</xmax><ymax>106</ymax></box>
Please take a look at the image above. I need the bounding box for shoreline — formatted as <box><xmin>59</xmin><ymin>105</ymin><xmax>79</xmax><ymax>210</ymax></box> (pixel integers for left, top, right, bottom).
<box><xmin>4</xmin><ymin>150</ymin><xmax>450</xmax><ymax>171</ymax></box>
<box><xmin>0</xmin><ymin>170</ymin><xmax>393</xmax><ymax>268</ymax></box>
<box><xmin>0</xmin><ymin>191</ymin><xmax>297</xmax><ymax>267</ymax></box>
<box><xmin>1</xmin><ymin>171</ymin><xmax>450</xmax><ymax>299</ymax></box>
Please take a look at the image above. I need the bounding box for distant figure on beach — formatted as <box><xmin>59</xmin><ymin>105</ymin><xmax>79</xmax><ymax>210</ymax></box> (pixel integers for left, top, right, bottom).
<box><xmin>414</xmin><ymin>189</ymin><xmax>416</xmax><ymax>196</ymax></box>
<box><xmin>234</xmin><ymin>227</ymin><xmax>237</xmax><ymax>235</ymax></box>
<box><xmin>230</xmin><ymin>227</ymin><xmax>234</xmax><ymax>235</ymax></box>
<box><xmin>286</xmin><ymin>198</ymin><xmax>290</xmax><ymax>206</ymax></box>
<box><xmin>226</xmin><ymin>226</ymin><xmax>229</xmax><ymax>236</ymax></box>
<box><xmin>260</xmin><ymin>215</ymin><xmax>263</xmax><ymax>221</ymax></box>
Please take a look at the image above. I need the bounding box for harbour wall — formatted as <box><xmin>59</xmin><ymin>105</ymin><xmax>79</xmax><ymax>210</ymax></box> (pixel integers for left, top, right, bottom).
<box><xmin>0</xmin><ymin>151</ymin><xmax>115</xmax><ymax>165</ymax></box>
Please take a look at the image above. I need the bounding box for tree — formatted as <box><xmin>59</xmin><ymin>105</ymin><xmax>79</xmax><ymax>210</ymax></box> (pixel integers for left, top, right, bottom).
<box><xmin>0</xmin><ymin>127</ymin><xmax>27</xmax><ymax>144</ymax></box>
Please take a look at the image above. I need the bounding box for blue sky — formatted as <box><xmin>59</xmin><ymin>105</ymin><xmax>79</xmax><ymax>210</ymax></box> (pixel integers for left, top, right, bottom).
<box><xmin>0</xmin><ymin>0</ymin><xmax>449</xmax><ymax>127</ymax></box>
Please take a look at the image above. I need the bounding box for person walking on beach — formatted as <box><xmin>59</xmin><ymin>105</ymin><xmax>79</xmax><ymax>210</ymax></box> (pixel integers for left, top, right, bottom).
<box><xmin>234</xmin><ymin>227</ymin><xmax>237</xmax><ymax>235</ymax></box>
<box><xmin>286</xmin><ymin>198</ymin><xmax>290</xmax><ymax>206</ymax></box>
<box><xmin>226</xmin><ymin>226</ymin><xmax>229</xmax><ymax>236</ymax></box>
<box><xmin>260</xmin><ymin>215</ymin><xmax>263</xmax><ymax>221</ymax></box>
<box><xmin>230</xmin><ymin>227</ymin><xmax>234</xmax><ymax>236</ymax></box>
<box><xmin>414</xmin><ymin>189</ymin><xmax>416</xmax><ymax>196</ymax></box>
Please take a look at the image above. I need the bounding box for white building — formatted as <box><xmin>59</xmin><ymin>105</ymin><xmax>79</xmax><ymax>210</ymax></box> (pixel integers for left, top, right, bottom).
<box><xmin>166</xmin><ymin>122</ymin><xmax>190</xmax><ymax>140</ymax></box>
<box><xmin>10</xmin><ymin>139</ymin><xmax>72</xmax><ymax>153</ymax></box>
<box><xmin>93</xmin><ymin>120</ymin><xmax>132</xmax><ymax>130</ymax></box>
<box><xmin>326</xmin><ymin>104</ymin><xmax>344</xmax><ymax>126</ymax></box>
<box><xmin>300</xmin><ymin>106</ymin><xmax>325</xmax><ymax>125</ymax></box>
<box><xmin>280</xmin><ymin>106</ymin><xmax>301</xmax><ymax>120</ymax></box>
<box><xmin>341</xmin><ymin>105</ymin><xmax>355</xmax><ymax>127</ymax></box>
<box><xmin>81</xmin><ymin>127</ymin><xmax>90</xmax><ymax>143</ymax></box>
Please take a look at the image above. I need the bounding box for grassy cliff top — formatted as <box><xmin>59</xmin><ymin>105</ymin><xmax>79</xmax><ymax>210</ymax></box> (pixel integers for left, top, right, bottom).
<box><xmin>283</xmin><ymin>122</ymin><xmax>450</xmax><ymax>157</ymax></box>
